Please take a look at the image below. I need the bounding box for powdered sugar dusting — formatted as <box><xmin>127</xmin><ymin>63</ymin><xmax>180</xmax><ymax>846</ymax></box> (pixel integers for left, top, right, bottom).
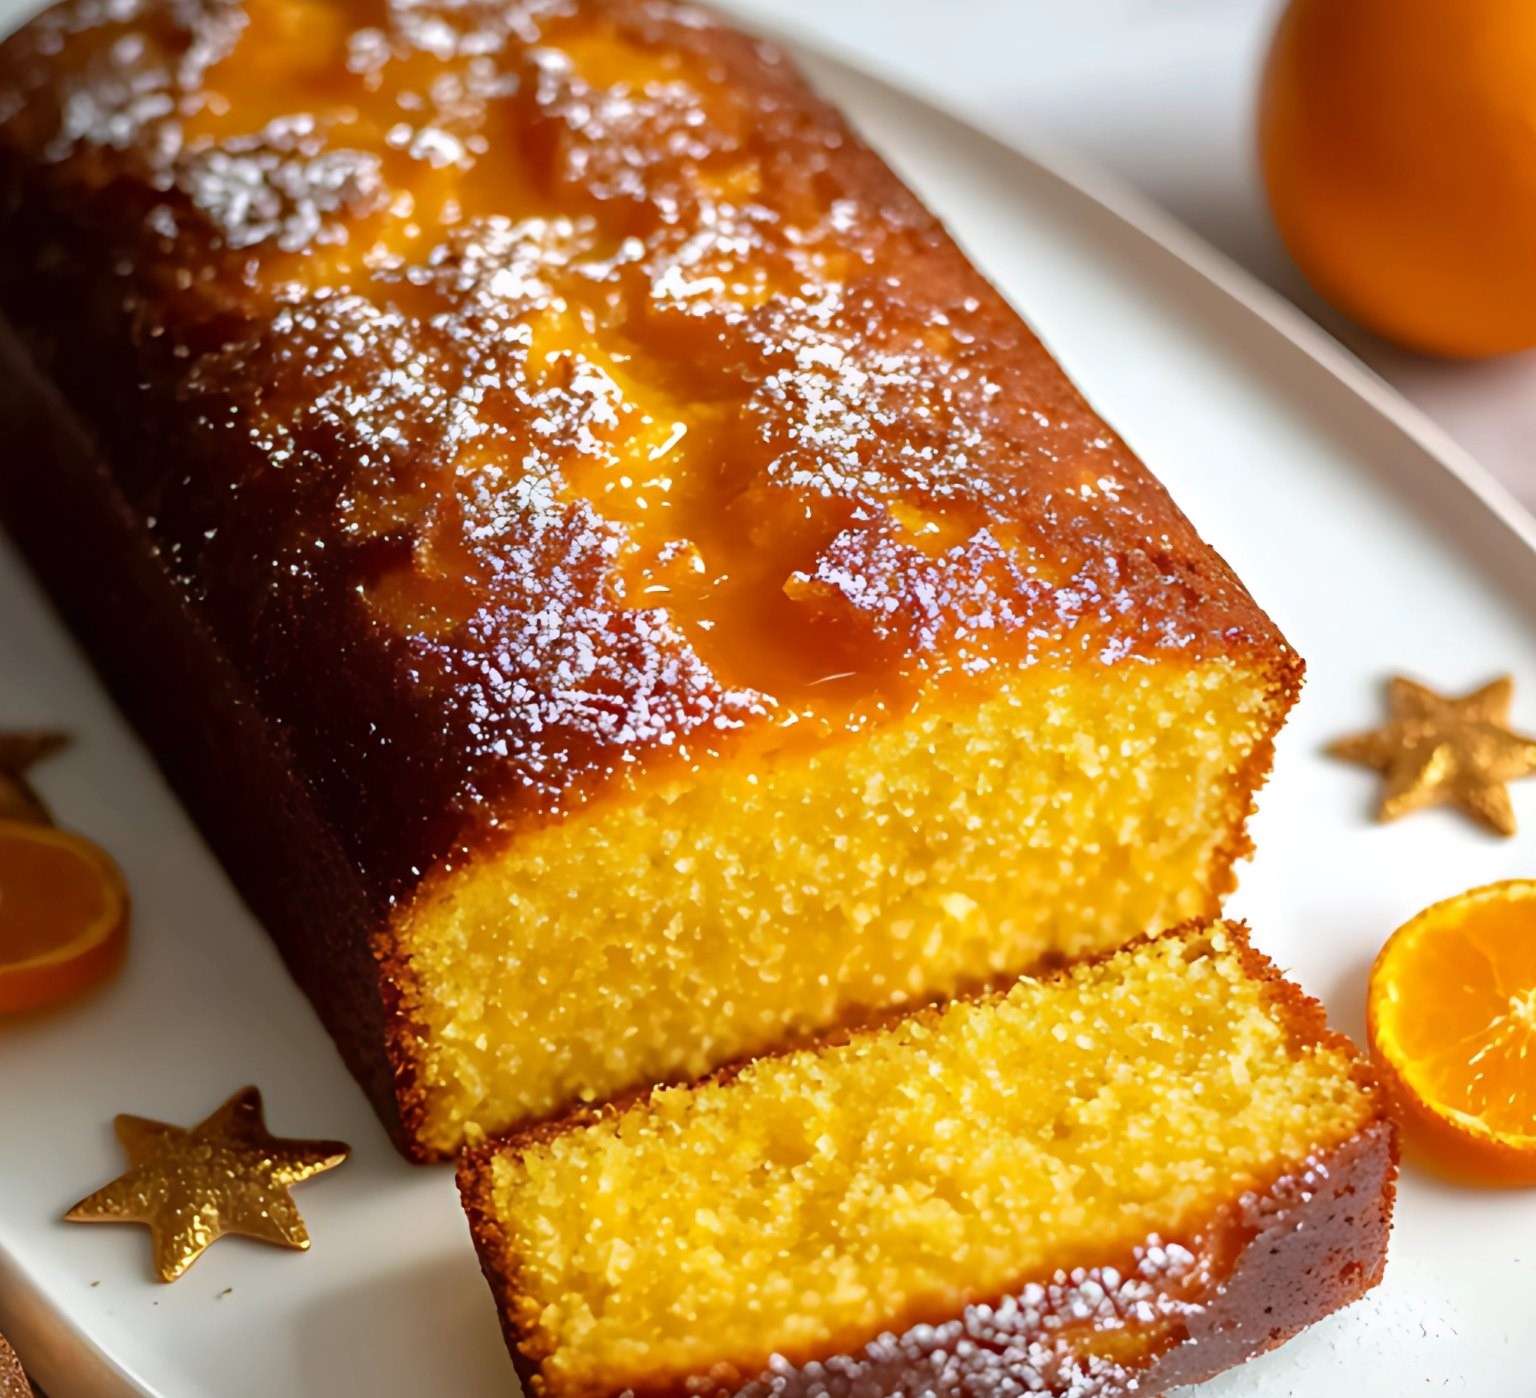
<box><xmin>719</xmin><ymin>1236</ymin><xmax>1207</xmax><ymax>1398</ymax></box>
<box><xmin>0</xmin><ymin>0</ymin><xmax>1281</xmax><ymax>866</ymax></box>
<box><xmin>177</xmin><ymin>205</ymin><xmax>770</xmax><ymax>809</ymax></box>
<box><xmin>179</xmin><ymin>139</ymin><xmax>386</xmax><ymax>250</ymax></box>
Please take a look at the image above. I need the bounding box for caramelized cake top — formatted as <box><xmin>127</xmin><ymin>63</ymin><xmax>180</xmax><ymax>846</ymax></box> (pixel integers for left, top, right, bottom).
<box><xmin>0</xmin><ymin>0</ymin><xmax>1290</xmax><ymax>892</ymax></box>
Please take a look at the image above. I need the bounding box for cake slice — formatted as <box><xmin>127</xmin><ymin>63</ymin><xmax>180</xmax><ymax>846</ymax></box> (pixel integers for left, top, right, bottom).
<box><xmin>460</xmin><ymin>923</ymin><xmax>1395</xmax><ymax>1398</ymax></box>
<box><xmin>0</xmin><ymin>0</ymin><xmax>1298</xmax><ymax>1159</ymax></box>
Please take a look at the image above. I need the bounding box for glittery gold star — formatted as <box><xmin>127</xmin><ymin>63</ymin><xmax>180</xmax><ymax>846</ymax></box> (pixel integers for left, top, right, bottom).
<box><xmin>1329</xmin><ymin>675</ymin><xmax>1536</xmax><ymax>836</ymax></box>
<box><xmin>65</xmin><ymin>1087</ymin><xmax>349</xmax><ymax>1282</ymax></box>
<box><xmin>0</xmin><ymin>730</ymin><xmax>69</xmax><ymax>825</ymax></box>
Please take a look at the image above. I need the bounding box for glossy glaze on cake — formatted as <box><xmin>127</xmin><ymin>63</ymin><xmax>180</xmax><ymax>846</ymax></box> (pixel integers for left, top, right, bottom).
<box><xmin>0</xmin><ymin>0</ymin><xmax>1300</xmax><ymax>1157</ymax></box>
<box><xmin>459</xmin><ymin>925</ymin><xmax>1395</xmax><ymax>1397</ymax></box>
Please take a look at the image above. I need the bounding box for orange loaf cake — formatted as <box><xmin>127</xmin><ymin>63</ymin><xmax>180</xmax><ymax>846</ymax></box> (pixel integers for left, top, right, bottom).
<box><xmin>460</xmin><ymin>923</ymin><xmax>1396</xmax><ymax>1398</ymax></box>
<box><xmin>0</xmin><ymin>0</ymin><xmax>1300</xmax><ymax>1158</ymax></box>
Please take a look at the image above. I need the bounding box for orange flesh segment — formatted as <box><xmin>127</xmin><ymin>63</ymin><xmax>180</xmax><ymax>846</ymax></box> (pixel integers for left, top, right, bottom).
<box><xmin>1369</xmin><ymin>880</ymin><xmax>1536</xmax><ymax>1176</ymax></box>
<box><xmin>0</xmin><ymin>820</ymin><xmax>129</xmax><ymax>1013</ymax></box>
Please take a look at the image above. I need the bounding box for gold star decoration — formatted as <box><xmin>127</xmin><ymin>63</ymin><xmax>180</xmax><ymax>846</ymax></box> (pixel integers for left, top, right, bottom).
<box><xmin>1329</xmin><ymin>675</ymin><xmax>1536</xmax><ymax>836</ymax></box>
<box><xmin>65</xmin><ymin>1086</ymin><xmax>349</xmax><ymax>1282</ymax></box>
<box><xmin>0</xmin><ymin>730</ymin><xmax>69</xmax><ymax>825</ymax></box>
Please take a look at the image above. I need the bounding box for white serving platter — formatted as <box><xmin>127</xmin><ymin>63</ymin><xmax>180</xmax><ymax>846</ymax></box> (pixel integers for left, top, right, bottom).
<box><xmin>2</xmin><ymin>16</ymin><xmax>1535</xmax><ymax>1398</ymax></box>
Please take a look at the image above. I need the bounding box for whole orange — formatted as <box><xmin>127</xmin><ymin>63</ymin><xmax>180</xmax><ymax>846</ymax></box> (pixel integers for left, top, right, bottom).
<box><xmin>1259</xmin><ymin>0</ymin><xmax>1536</xmax><ymax>357</ymax></box>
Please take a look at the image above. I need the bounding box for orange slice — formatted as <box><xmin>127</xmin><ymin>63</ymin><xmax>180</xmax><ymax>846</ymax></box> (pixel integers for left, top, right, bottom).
<box><xmin>0</xmin><ymin>819</ymin><xmax>129</xmax><ymax>1015</ymax></box>
<box><xmin>1368</xmin><ymin>880</ymin><xmax>1536</xmax><ymax>1183</ymax></box>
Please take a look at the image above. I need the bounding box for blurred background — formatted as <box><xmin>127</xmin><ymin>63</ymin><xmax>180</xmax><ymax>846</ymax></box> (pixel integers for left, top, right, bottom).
<box><xmin>728</xmin><ymin>0</ymin><xmax>1536</xmax><ymax>510</ymax></box>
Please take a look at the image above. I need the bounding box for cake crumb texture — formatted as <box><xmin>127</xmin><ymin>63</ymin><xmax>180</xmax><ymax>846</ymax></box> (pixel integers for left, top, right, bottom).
<box><xmin>464</xmin><ymin>924</ymin><xmax>1388</xmax><ymax>1398</ymax></box>
<box><xmin>0</xmin><ymin>0</ymin><xmax>1298</xmax><ymax>1157</ymax></box>
<box><xmin>406</xmin><ymin>661</ymin><xmax>1282</xmax><ymax>1153</ymax></box>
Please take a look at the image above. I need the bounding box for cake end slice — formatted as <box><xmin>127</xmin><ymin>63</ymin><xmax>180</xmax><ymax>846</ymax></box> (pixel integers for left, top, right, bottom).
<box><xmin>459</xmin><ymin>922</ymin><xmax>1395</xmax><ymax>1398</ymax></box>
<box><xmin>403</xmin><ymin>652</ymin><xmax>1296</xmax><ymax>1157</ymax></box>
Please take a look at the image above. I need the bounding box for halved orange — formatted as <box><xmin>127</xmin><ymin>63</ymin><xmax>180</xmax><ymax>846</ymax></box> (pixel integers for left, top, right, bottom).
<box><xmin>0</xmin><ymin>819</ymin><xmax>129</xmax><ymax>1015</ymax></box>
<box><xmin>1368</xmin><ymin>880</ymin><xmax>1536</xmax><ymax>1183</ymax></box>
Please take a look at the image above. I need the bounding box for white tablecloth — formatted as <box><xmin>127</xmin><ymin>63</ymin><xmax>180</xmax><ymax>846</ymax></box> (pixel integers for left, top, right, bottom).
<box><xmin>730</xmin><ymin>0</ymin><xmax>1536</xmax><ymax>511</ymax></box>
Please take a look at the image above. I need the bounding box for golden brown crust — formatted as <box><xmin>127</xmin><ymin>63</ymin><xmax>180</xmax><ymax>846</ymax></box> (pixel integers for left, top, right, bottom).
<box><xmin>0</xmin><ymin>0</ymin><xmax>1299</xmax><ymax>1158</ymax></box>
<box><xmin>459</xmin><ymin>1151</ymin><xmax>546</xmax><ymax>1395</ymax></box>
<box><xmin>0</xmin><ymin>0</ymin><xmax>1296</xmax><ymax>875</ymax></box>
<box><xmin>457</xmin><ymin>924</ymin><xmax>1396</xmax><ymax>1397</ymax></box>
<box><xmin>698</xmin><ymin>1123</ymin><xmax>1395</xmax><ymax>1398</ymax></box>
<box><xmin>0</xmin><ymin>320</ymin><xmax>419</xmax><ymax>1152</ymax></box>
<box><xmin>464</xmin><ymin>1131</ymin><xmax>1396</xmax><ymax>1398</ymax></box>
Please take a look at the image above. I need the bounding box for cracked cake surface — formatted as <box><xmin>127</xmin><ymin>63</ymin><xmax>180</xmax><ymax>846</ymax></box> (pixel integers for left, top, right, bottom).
<box><xmin>0</xmin><ymin>0</ymin><xmax>1299</xmax><ymax>1156</ymax></box>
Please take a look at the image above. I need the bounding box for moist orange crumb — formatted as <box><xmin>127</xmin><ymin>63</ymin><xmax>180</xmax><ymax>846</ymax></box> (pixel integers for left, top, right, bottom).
<box><xmin>461</xmin><ymin>922</ymin><xmax>1394</xmax><ymax>1398</ymax></box>
<box><xmin>0</xmin><ymin>0</ymin><xmax>1297</xmax><ymax>1157</ymax></box>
